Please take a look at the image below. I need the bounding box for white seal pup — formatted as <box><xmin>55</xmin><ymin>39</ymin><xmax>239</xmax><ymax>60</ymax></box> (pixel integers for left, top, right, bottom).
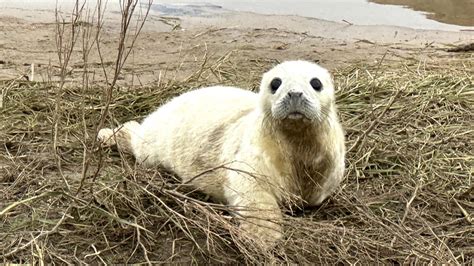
<box><xmin>98</xmin><ymin>60</ymin><xmax>345</xmax><ymax>247</ymax></box>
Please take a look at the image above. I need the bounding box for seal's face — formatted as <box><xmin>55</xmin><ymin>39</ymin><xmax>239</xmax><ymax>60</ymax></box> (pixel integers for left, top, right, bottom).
<box><xmin>259</xmin><ymin>61</ymin><xmax>335</xmax><ymax>125</ymax></box>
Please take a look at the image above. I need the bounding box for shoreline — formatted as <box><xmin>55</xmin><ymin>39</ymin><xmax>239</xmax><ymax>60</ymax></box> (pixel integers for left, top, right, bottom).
<box><xmin>2</xmin><ymin>3</ymin><xmax>474</xmax><ymax>43</ymax></box>
<box><xmin>180</xmin><ymin>11</ymin><xmax>474</xmax><ymax>45</ymax></box>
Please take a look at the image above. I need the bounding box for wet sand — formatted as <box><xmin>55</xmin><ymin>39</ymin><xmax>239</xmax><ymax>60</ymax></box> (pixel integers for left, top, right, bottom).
<box><xmin>0</xmin><ymin>4</ymin><xmax>472</xmax><ymax>84</ymax></box>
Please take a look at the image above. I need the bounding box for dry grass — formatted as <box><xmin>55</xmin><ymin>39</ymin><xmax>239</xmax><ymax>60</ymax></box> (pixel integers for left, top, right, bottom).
<box><xmin>0</xmin><ymin>55</ymin><xmax>473</xmax><ymax>264</ymax></box>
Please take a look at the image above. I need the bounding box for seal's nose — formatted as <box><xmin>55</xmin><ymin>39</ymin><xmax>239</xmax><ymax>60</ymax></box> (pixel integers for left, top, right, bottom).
<box><xmin>288</xmin><ymin>91</ymin><xmax>303</xmax><ymax>98</ymax></box>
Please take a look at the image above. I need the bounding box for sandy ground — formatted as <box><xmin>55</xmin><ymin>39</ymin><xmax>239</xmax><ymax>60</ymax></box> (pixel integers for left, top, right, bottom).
<box><xmin>0</xmin><ymin>5</ymin><xmax>473</xmax><ymax>86</ymax></box>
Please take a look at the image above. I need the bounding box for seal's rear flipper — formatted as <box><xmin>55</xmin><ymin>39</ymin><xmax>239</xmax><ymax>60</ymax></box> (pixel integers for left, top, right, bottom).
<box><xmin>98</xmin><ymin>121</ymin><xmax>140</xmax><ymax>154</ymax></box>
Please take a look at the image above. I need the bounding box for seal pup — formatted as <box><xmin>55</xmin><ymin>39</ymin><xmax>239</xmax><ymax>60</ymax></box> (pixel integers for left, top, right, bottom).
<box><xmin>98</xmin><ymin>60</ymin><xmax>345</xmax><ymax>247</ymax></box>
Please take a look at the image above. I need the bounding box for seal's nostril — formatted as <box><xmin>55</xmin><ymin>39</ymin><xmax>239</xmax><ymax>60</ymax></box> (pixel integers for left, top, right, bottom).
<box><xmin>288</xmin><ymin>91</ymin><xmax>303</xmax><ymax>98</ymax></box>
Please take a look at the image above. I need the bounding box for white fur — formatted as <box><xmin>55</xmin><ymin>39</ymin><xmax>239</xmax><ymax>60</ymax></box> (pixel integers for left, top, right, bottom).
<box><xmin>98</xmin><ymin>61</ymin><xmax>346</xmax><ymax>247</ymax></box>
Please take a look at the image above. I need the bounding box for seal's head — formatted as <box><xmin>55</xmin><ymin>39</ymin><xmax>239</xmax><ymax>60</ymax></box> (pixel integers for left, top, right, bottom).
<box><xmin>259</xmin><ymin>61</ymin><xmax>335</xmax><ymax>128</ymax></box>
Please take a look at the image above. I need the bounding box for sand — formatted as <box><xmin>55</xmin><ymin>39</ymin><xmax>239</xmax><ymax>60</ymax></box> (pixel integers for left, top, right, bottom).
<box><xmin>0</xmin><ymin>4</ymin><xmax>472</xmax><ymax>84</ymax></box>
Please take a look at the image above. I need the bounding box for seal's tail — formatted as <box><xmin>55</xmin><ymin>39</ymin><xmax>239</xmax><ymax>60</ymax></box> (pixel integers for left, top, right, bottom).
<box><xmin>97</xmin><ymin>121</ymin><xmax>140</xmax><ymax>154</ymax></box>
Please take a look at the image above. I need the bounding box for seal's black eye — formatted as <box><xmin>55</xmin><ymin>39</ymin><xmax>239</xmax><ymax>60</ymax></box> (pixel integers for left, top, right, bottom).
<box><xmin>310</xmin><ymin>78</ymin><xmax>323</xmax><ymax>91</ymax></box>
<box><xmin>270</xmin><ymin>77</ymin><xmax>282</xmax><ymax>93</ymax></box>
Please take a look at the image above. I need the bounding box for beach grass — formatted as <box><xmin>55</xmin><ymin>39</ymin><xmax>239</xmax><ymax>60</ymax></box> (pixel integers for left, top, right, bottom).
<box><xmin>1</xmin><ymin>54</ymin><xmax>472</xmax><ymax>263</ymax></box>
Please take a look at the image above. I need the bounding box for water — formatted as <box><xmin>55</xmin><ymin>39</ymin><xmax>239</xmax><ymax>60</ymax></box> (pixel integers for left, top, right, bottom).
<box><xmin>155</xmin><ymin>0</ymin><xmax>474</xmax><ymax>31</ymax></box>
<box><xmin>1</xmin><ymin>0</ymin><xmax>473</xmax><ymax>31</ymax></box>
